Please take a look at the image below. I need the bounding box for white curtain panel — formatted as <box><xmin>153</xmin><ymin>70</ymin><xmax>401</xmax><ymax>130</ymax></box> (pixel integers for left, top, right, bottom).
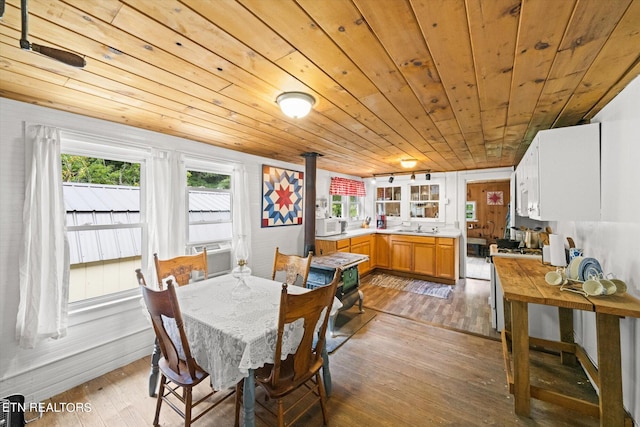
<box><xmin>16</xmin><ymin>125</ymin><xmax>70</xmax><ymax>349</ymax></box>
<box><xmin>145</xmin><ymin>149</ymin><xmax>186</xmax><ymax>286</ymax></box>
<box><xmin>232</xmin><ymin>164</ymin><xmax>252</xmax><ymax>261</ymax></box>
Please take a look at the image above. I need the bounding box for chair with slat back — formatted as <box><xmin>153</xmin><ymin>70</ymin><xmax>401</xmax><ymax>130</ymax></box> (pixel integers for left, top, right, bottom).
<box><xmin>236</xmin><ymin>269</ymin><xmax>341</xmax><ymax>427</ymax></box>
<box><xmin>271</xmin><ymin>247</ymin><xmax>313</xmax><ymax>288</ymax></box>
<box><xmin>136</xmin><ymin>268</ymin><xmax>165</xmax><ymax>397</ymax></box>
<box><xmin>140</xmin><ymin>279</ymin><xmax>233</xmax><ymax>426</ymax></box>
<box><xmin>146</xmin><ymin>250</ymin><xmax>208</xmax><ymax>397</ymax></box>
<box><xmin>154</xmin><ymin>249</ymin><xmax>208</xmax><ymax>287</ymax></box>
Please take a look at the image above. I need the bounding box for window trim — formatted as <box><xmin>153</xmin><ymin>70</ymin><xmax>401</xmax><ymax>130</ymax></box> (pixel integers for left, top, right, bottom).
<box><xmin>60</xmin><ymin>131</ymin><xmax>150</xmax><ymax>311</ymax></box>
<box><xmin>330</xmin><ymin>194</ymin><xmax>364</xmax><ymax>220</ymax></box>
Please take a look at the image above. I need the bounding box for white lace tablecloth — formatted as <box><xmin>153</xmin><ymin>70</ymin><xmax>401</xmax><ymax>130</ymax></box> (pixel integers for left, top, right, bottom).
<box><xmin>171</xmin><ymin>274</ymin><xmax>341</xmax><ymax>390</ymax></box>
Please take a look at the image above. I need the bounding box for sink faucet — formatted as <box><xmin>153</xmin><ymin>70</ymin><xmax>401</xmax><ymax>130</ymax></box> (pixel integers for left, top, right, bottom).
<box><xmin>417</xmin><ymin>225</ymin><xmax>422</xmax><ymax>232</ymax></box>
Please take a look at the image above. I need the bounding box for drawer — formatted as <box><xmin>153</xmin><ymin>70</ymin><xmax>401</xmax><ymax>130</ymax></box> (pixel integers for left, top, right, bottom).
<box><xmin>337</xmin><ymin>239</ymin><xmax>351</xmax><ymax>250</ymax></box>
<box><xmin>350</xmin><ymin>235</ymin><xmax>371</xmax><ymax>245</ymax></box>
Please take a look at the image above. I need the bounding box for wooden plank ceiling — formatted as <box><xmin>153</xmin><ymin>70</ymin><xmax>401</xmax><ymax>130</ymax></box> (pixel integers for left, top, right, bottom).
<box><xmin>1</xmin><ymin>0</ymin><xmax>639</xmax><ymax>177</ymax></box>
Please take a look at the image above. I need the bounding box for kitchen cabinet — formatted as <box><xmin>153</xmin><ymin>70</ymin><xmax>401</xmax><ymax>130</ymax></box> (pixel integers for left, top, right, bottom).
<box><xmin>375</xmin><ymin>234</ymin><xmax>390</xmax><ymax>268</ymax></box>
<box><xmin>515</xmin><ymin>123</ymin><xmax>600</xmax><ymax>221</ymax></box>
<box><xmin>389</xmin><ymin>235</ymin><xmax>455</xmax><ymax>280</ymax></box>
<box><xmin>436</xmin><ymin>238</ymin><xmax>458</xmax><ymax>280</ymax></box>
<box><xmin>315</xmin><ymin>238</ymin><xmax>350</xmax><ymax>256</ymax></box>
<box><xmin>375</xmin><ymin>186</ymin><xmax>402</xmax><ymax>217</ymax></box>
<box><xmin>390</xmin><ymin>237</ymin><xmax>413</xmax><ymax>272</ymax></box>
<box><xmin>413</xmin><ymin>239</ymin><xmax>436</xmax><ymax>276</ymax></box>
<box><xmin>337</xmin><ymin>238</ymin><xmax>350</xmax><ymax>252</ymax></box>
<box><xmin>317</xmin><ymin>233</ymin><xmax>458</xmax><ymax>284</ymax></box>
<box><xmin>315</xmin><ymin>235</ymin><xmax>373</xmax><ymax>275</ymax></box>
<box><xmin>349</xmin><ymin>235</ymin><xmax>373</xmax><ymax>275</ymax></box>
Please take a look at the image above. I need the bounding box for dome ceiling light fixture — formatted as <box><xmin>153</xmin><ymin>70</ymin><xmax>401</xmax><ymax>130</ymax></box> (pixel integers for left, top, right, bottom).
<box><xmin>400</xmin><ymin>158</ymin><xmax>417</xmax><ymax>168</ymax></box>
<box><xmin>276</xmin><ymin>92</ymin><xmax>315</xmax><ymax>118</ymax></box>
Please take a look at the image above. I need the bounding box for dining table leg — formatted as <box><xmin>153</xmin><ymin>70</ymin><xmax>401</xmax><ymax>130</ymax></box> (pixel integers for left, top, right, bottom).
<box><xmin>242</xmin><ymin>370</ymin><xmax>256</xmax><ymax>427</ymax></box>
<box><xmin>148</xmin><ymin>338</ymin><xmax>161</xmax><ymax>397</ymax></box>
<box><xmin>322</xmin><ymin>342</ymin><xmax>332</xmax><ymax>397</ymax></box>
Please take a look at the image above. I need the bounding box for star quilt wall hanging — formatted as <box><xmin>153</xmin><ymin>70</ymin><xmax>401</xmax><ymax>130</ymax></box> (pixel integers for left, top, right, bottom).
<box><xmin>261</xmin><ymin>165</ymin><xmax>304</xmax><ymax>227</ymax></box>
<box><xmin>486</xmin><ymin>191</ymin><xmax>504</xmax><ymax>206</ymax></box>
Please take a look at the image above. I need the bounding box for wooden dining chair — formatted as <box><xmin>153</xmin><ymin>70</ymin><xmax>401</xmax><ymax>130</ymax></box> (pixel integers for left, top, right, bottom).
<box><xmin>140</xmin><ymin>279</ymin><xmax>233</xmax><ymax>426</ymax></box>
<box><xmin>154</xmin><ymin>248</ymin><xmax>208</xmax><ymax>287</ymax></box>
<box><xmin>271</xmin><ymin>247</ymin><xmax>313</xmax><ymax>288</ymax></box>
<box><xmin>237</xmin><ymin>270</ymin><xmax>340</xmax><ymax>427</ymax></box>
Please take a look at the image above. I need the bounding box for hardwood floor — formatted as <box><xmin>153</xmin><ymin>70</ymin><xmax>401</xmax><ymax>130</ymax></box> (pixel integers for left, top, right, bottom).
<box><xmin>360</xmin><ymin>271</ymin><xmax>500</xmax><ymax>340</ymax></box>
<box><xmin>33</xmin><ymin>283</ymin><xmax>601</xmax><ymax>426</ymax></box>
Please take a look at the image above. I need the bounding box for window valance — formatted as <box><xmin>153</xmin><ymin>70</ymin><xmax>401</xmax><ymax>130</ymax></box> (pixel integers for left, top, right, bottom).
<box><xmin>329</xmin><ymin>177</ymin><xmax>366</xmax><ymax>197</ymax></box>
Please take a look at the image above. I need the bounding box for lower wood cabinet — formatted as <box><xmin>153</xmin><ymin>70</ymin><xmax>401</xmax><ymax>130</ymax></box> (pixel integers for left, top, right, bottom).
<box><xmin>389</xmin><ymin>235</ymin><xmax>436</xmax><ymax>276</ymax></box>
<box><xmin>315</xmin><ymin>235</ymin><xmax>373</xmax><ymax>275</ymax></box>
<box><xmin>388</xmin><ymin>234</ymin><xmax>458</xmax><ymax>283</ymax></box>
<box><xmin>413</xmin><ymin>240</ymin><xmax>436</xmax><ymax>276</ymax></box>
<box><xmin>316</xmin><ymin>233</ymin><xmax>458</xmax><ymax>284</ymax></box>
<box><xmin>436</xmin><ymin>237</ymin><xmax>459</xmax><ymax>280</ymax></box>
<box><xmin>375</xmin><ymin>234</ymin><xmax>390</xmax><ymax>268</ymax></box>
<box><xmin>390</xmin><ymin>239</ymin><xmax>412</xmax><ymax>272</ymax></box>
<box><xmin>350</xmin><ymin>235</ymin><xmax>372</xmax><ymax>275</ymax></box>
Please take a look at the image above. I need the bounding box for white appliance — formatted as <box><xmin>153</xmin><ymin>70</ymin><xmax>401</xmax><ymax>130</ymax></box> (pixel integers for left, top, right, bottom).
<box><xmin>490</xmin><ymin>253</ymin><xmax>561</xmax><ymax>341</ymax></box>
<box><xmin>315</xmin><ymin>218</ymin><xmax>341</xmax><ymax>237</ymax></box>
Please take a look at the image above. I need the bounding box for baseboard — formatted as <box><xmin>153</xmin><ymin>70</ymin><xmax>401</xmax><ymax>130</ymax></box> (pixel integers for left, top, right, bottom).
<box><xmin>1</xmin><ymin>329</ymin><xmax>154</xmax><ymax>405</ymax></box>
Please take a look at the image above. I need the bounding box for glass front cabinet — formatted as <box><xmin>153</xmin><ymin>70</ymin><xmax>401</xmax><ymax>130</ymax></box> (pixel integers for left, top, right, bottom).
<box><xmin>409</xmin><ymin>184</ymin><xmax>440</xmax><ymax>219</ymax></box>
<box><xmin>374</xmin><ymin>180</ymin><xmax>443</xmax><ymax>222</ymax></box>
<box><xmin>375</xmin><ymin>186</ymin><xmax>401</xmax><ymax>217</ymax></box>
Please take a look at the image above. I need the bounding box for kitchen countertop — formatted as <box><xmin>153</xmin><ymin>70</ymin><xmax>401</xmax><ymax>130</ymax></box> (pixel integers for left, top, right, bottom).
<box><xmin>489</xmin><ymin>243</ymin><xmax>542</xmax><ymax>260</ymax></box>
<box><xmin>316</xmin><ymin>227</ymin><xmax>462</xmax><ymax>240</ymax></box>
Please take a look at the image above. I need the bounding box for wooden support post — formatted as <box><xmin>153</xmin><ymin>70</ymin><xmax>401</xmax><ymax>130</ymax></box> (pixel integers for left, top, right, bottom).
<box><xmin>301</xmin><ymin>152</ymin><xmax>321</xmax><ymax>257</ymax></box>
<box><xmin>596</xmin><ymin>313</ymin><xmax>624</xmax><ymax>427</ymax></box>
<box><xmin>558</xmin><ymin>307</ymin><xmax>577</xmax><ymax>366</ymax></box>
<box><xmin>511</xmin><ymin>300</ymin><xmax>530</xmax><ymax>416</ymax></box>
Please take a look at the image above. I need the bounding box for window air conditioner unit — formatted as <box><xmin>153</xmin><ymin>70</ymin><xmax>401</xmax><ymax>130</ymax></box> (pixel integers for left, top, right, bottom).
<box><xmin>191</xmin><ymin>242</ymin><xmax>232</xmax><ymax>278</ymax></box>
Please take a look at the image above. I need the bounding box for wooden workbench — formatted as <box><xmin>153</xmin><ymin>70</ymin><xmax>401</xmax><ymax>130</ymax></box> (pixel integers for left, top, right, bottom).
<box><xmin>493</xmin><ymin>257</ymin><xmax>640</xmax><ymax>426</ymax></box>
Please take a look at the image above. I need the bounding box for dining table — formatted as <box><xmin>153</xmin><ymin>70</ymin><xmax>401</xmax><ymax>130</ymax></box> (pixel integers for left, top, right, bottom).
<box><xmin>162</xmin><ymin>273</ymin><xmax>342</xmax><ymax>427</ymax></box>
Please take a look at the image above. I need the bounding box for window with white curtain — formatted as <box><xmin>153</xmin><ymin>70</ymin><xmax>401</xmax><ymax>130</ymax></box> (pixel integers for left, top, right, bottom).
<box><xmin>60</xmin><ymin>132</ymin><xmax>148</xmax><ymax>303</ymax></box>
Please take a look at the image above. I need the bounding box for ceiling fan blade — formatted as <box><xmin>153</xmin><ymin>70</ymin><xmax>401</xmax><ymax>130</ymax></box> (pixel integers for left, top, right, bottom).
<box><xmin>20</xmin><ymin>0</ymin><xmax>86</xmax><ymax>68</ymax></box>
<box><xmin>30</xmin><ymin>43</ymin><xmax>86</xmax><ymax>68</ymax></box>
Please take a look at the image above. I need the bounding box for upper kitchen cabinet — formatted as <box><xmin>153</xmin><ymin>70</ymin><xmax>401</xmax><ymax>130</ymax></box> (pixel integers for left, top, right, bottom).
<box><xmin>515</xmin><ymin>123</ymin><xmax>600</xmax><ymax>221</ymax></box>
<box><xmin>375</xmin><ymin>186</ymin><xmax>402</xmax><ymax>217</ymax></box>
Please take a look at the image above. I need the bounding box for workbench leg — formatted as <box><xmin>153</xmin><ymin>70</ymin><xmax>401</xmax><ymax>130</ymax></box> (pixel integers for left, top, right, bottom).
<box><xmin>558</xmin><ymin>307</ymin><xmax>577</xmax><ymax>366</ymax></box>
<box><xmin>503</xmin><ymin>295</ymin><xmax>512</xmax><ymax>352</ymax></box>
<box><xmin>511</xmin><ymin>300</ymin><xmax>530</xmax><ymax>416</ymax></box>
<box><xmin>596</xmin><ymin>313</ymin><xmax>624</xmax><ymax>427</ymax></box>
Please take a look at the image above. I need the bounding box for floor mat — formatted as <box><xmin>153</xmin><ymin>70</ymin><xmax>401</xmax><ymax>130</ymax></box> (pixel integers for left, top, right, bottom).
<box><xmin>367</xmin><ymin>273</ymin><xmax>453</xmax><ymax>299</ymax></box>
